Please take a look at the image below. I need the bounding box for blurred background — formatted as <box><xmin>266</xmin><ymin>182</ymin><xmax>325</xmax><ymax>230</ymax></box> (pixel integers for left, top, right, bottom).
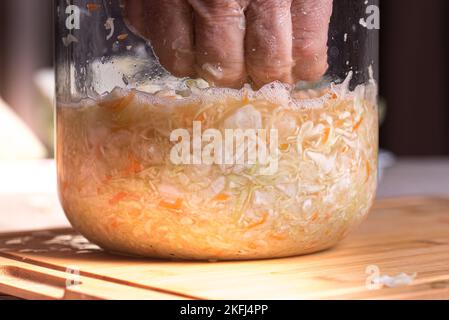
<box><xmin>0</xmin><ymin>0</ymin><xmax>448</xmax><ymax>231</ymax></box>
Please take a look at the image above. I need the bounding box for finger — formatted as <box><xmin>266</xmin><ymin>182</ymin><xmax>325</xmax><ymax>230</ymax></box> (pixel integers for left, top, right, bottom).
<box><xmin>245</xmin><ymin>0</ymin><xmax>294</xmax><ymax>87</ymax></box>
<box><xmin>123</xmin><ymin>0</ymin><xmax>146</xmax><ymax>38</ymax></box>
<box><xmin>291</xmin><ymin>0</ymin><xmax>333</xmax><ymax>82</ymax></box>
<box><xmin>128</xmin><ymin>0</ymin><xmax>196</xmax><ymax>78</ymax></box>
<box><xmin>188</xmin><ymin>0</ymin><xmax>248</xmax><ymax>88</ymax></box>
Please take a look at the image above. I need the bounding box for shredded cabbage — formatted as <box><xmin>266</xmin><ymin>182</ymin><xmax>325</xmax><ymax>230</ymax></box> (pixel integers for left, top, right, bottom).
<box><xmin>57</xmin><ymin>78</ymin><xmax>378</xmax><ymax>260</ymax></box>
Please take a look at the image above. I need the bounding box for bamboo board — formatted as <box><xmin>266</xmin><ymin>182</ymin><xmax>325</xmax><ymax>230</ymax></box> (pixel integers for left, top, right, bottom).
<box><xmin>1</xmin><ymin>197</ymin><xmax>449</xmax><ymax>300</ymax></box>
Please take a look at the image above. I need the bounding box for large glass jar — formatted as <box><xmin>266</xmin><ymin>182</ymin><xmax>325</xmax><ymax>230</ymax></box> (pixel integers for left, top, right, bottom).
<box><xmin>56</xmin><ymin>0</ymin><xmax>379</xmax><ymax>260</ymax></box>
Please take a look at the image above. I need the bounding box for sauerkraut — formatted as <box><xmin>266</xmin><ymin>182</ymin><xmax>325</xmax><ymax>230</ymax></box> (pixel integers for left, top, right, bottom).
<box><xmin>57</xmin><ymin>77</ymin><xmax>378</xmax><ymax>260</ymax></box>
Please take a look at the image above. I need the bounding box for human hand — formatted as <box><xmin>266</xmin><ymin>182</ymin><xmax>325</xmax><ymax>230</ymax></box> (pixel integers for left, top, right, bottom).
<box><xmin>124</xmin><ymin>0</ymin><xmax>333</xmax><ymax>88</ymax></box>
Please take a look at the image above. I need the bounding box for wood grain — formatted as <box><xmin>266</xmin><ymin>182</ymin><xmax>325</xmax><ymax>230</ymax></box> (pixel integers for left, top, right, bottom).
<box><xmin>0</xmin><ymin>197</ymin><xmax>449</xmax><ymax>300</ymax></box>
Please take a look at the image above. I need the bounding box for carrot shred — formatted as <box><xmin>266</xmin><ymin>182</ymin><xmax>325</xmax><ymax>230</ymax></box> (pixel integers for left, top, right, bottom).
<box><xmin>353</xmin><ymin>117</ymin><xmax>364</xmax><ymax>132</ymax></box>
<box><xmin>322</xmin><ymin>127</ymin><xmax>331</xmax><ymax>144</ymax></box>
<box><xmin>365</xmin><ymin>160</ymin><xmax>371</xmax><ymax>183</ymax></box>
<box><xmin>108</xmin><ymin>191</ymin><xmax>140</xmax><ymax>206</ymax></box>
<box><xmin>310</xmin><ymin>212</ymin><xmax>318</xmax><ymax>222</ymax></box>
<box><xmin>124</xmin><ymin>154</ymin><xmax>143</xmax><ymax>175</ymax></box>
<box><xmin>279</xmin><ymin>143</ymin><xmax>290</xmax><ymax>151</ymax></box>
<box><xmin>159</xmin><ymin>198</ymin><xmax>183</xmax><ymax>211</ymax></box>
<box><xmin>246</xmin><ymin>212</ymin><xmax>268</xmax><ymax>230</ymax></box>
<box><xmin>86</xmin><ymin>3</ymin><xmax>101</xmax><ymax>12</ymax></box>
<box><xmin>109</xmin><ymin>192</ymin><xmax>128</xmax><ymax>206</ymax></box>
<box><xmin>117</xmin><ymin>33</ymin><xmax>129</xmax><ymax>41</ymax></box>
<box><xmin>214</xmin><ymin>193</ymin><xmax>230</xmax><ymax>202</ymax></box>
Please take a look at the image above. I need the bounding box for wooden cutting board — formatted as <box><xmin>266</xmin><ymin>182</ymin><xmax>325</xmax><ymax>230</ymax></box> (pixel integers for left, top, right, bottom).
<box><xmin>1</xmin><ymin>197</ymin><xmax>449</xmax><ymax>300</ymax></box>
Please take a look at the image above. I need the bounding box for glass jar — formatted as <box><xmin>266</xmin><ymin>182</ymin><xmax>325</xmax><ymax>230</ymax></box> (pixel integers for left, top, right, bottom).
<box><xmin>56</xmin><ymin>0</ymin><xmax>379</xmax><ymax>260</ymax></box>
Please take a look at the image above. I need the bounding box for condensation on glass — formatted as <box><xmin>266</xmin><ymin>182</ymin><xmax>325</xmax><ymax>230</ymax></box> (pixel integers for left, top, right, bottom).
<box><xmin>56</xmin><ymin>0</ymin><xmax>379</xmax><ymax>260</ymax></box>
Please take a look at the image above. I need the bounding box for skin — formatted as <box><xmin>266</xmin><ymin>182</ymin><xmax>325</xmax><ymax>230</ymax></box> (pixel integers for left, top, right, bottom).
<box><xmin>124</xmin><ymin>0</ymin><xmax>333</xmax><ymax>88</ymax></box>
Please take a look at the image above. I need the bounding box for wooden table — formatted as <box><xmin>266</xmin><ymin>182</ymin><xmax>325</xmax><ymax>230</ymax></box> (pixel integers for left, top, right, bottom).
<box><xmin>1</xmin><ymin>197</ymin><xmax>449</xmax><ymax>300</ymax></box>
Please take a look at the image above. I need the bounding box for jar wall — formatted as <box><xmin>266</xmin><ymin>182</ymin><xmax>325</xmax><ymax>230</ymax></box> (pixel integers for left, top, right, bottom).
<box><xmin>56</xmin><ymin>0</ymin><xmax>379</xmax><ymax>260</ymax></box>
